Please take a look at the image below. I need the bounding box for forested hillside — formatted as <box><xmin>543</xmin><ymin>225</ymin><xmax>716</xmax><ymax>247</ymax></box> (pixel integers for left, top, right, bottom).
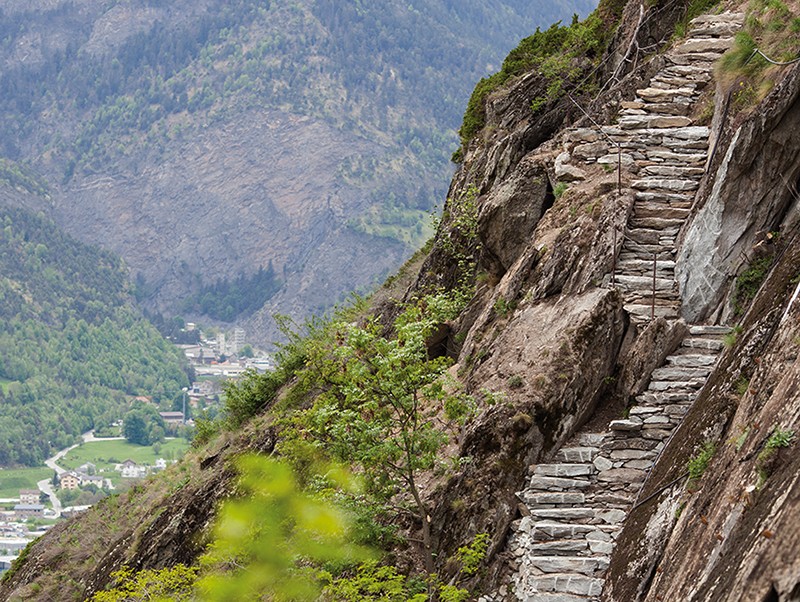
<box><xmin>0</xmin><ymin>0</ymin><xmax>593</xmax><ymax>342</ymax></box>
<box><xmin>0</xmin><ymin>204</ymin><xmax>189</xmax><ymax>467</ymax></box>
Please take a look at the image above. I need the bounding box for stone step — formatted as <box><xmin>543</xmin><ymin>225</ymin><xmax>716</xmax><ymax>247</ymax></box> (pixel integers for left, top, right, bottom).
<box><xmin>525</xmin><ymin>492</ymin><xmax>587</xmax><ymax>506</ymax></box>
<box><xmin>529</xmin><ymin>539</ymin><xmax>595</xmax><ymax>556</ymax></box>
<box><xmin>675</xmin><ymin>37</ymin><xmax>735</xmax><ymax>54</ymax></box>
<box><xmin>666</xmin><ymin>354</ymin><xmax>718</xmax><ymax>367</ymax></box>
<box><xmin>647</xmin><ymin>379</ymin><xmax>705</xmax><ymax>391</ymax></box>
<box><xmin>690</xmin><ymin>12</ymin><xmax>746</xmax><ymax>25</ymax></box>
<box><xmin>524</xmin><ymin>593</ymin><xmax>594</xmax><ymax>602</ymax></box>
<box><xmin>624</xmin><ymin>290</ymin><xmax>682</xmax><ymax>303</ymax></box>
<box><xmin>632</xmin><ymin>205</ymin><xmax>691</xmax><ymax>220</ymax></box>
<box><xmin>682</xmin><ymin>337</ymin><xmax>725</xmax><ymax>351</ymax></box>
<box><xmin>629</xmin><ymin>215</ymin><xmax>686</xmax><ymax>229</ymax></box>
<box><xmin>596</xmin><ymin>467</ymin><xmax>647</xmax><ymax>484</ymax></box>
<box><xmin>624</xmin><ymin>304</ymin><xmax>680</xmax><ymax>320</ymax></box>
<box><xmin>666</xmin><ymin>53</ymin><xmax>718</xmax><ymax>66</ymax></box>
<box><xmin>634</xmin><ymin>195</ymin><xmax>694</xmax><ymax>209</ymax></box>
<box><xmin>661</xmin><ymin>66</ymin><xmax>712</xmax><ymax>81</ymax></box>
<box><xmin>609</xmin><ymin>418</ymin><xmax>642</xmax><ymax>432</ymax></box>
<box><xmin>533</xmin><ymin>521</ymin><xmax>620</xmax><ymax>538</ymax></box>
<box><xmin>634</xmin><ymin>87</ymin><xmax>696</xmax><ymax>101</ymax></box>
<box><xmin>645</xmin><ymin>149</ymin><xmax>707</xmax><ymax>164</ymax></box>
<box><xmin>578</xmin><ymin>433</ymin><xmax>607</xmax><ymax>447</ymax></box>
<box><xmin>529</xmin><ymin>574</ymin><xmax>604</xmax><ymax>597</ymax></box>
<box><xmin>555</xmin><ymin>447</ymin><xmax>601</xmax><ymax>463</ymax></box>
<box><xmin>614</xmin><ymin>275</ymin><xmax>676</xmax><ymax>291</ymax></box>
<box><xmin>534</xmin><ymin>464</ymin><xmax>595</xmax><ymax>478</ymax></box>
<box><xmin>528</xmin><ymin>508</ymin><xmax>597</xmax><ymax>521</ymax></box>
<box><xmin>632</xmin><ymin>178</ymin><xmax>700</xmax><ymax>192</ymax></box>
<box><xmin>529</xmin><ymin>556</ymin><xmax>610</xmax><ymax>576</ymax></box>
<box><xmin>618</xmin><ymin>115</ymin><xmax>693</xmax><ymax>129</ymax></box>
<box><xmin>637</xmin><ymin>98</ymin><xmax>692</xmax><ymax>112</ymax></box>
<box><xmin>637</xmin><ymin>390</ymin><xmax>695</xmax><ymax>405</ymax></box>
<box><xmin>625</xmin><ymin>227</ymin><xmax>678</xmax><ymax>244</ymax></box>
<box><xmin>688</xmin><ymin>324</ymin><xmax>732</xmax><ymax>336</ymax></box>
<box><xmin>529</xmin><ymin>476</ymin><xmax>593</xmax><ymax>491</ymax></box>
<box><xmin>650</xmin><ymin>366</ymin><xmax>712</xmax><ymax>380</ymax></box>
<box><xmin>642</xmin><ymin>164</ymin><xmax>705</xmax><ymax>177</ymax></box>
<box><xmin>649</xmin><ymin>78</ymin><xmax>699</xmax><ymax>91</ymax></box>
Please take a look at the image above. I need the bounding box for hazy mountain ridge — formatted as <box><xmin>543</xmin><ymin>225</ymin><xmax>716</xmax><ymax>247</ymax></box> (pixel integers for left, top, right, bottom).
<box><xmin>0</xmin><ymin>0</ymin><xmax>594</xmax><ymax>343</ymax></box>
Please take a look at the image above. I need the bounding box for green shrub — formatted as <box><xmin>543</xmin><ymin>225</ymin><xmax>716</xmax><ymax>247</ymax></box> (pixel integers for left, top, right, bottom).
<box><xmin>733</xmin><ymin>255</ymin><xmax>774</xmax><ymax>315</ymax></box>
<box><xmin>457</xmin><ymin>9</ymin><xmax>617</xmax><ymax>147</ymax></box>
<box><xmin>687</xmin><ymin>441</ymin><xmax>716</xmax><ymax>489</ymax></box>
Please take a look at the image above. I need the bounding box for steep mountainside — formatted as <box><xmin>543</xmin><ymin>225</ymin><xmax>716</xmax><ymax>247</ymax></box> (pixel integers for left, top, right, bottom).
<box><xmin>2</xmin><ymin>0</ymin><xmax>799</xmax><ymax>600</ymax></box>
<box><xmin>0</xmin><ymin>0</ymin><xmax>593</xmax><ymax>343</ymax></box>
<box><xmin>0</xmin><ymin>200</ymin><xmax>189</xmax><ymax>467</ymax></box>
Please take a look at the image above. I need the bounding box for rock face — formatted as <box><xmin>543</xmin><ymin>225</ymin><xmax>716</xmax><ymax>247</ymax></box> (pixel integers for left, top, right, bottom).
<box><xmin>676</xmin><ymin>63</ymin><xmax>800</xmax><ymax>323</ymax></box>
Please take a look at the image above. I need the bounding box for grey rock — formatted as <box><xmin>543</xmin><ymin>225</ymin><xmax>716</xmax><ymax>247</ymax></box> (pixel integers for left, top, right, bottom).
<box><xmin>593</xmin><ymin>456</ymin><xmax>614</xmax><ymax>472</ymax></box>
<box><xmin>597</xmin><ymin>468</ymin><xmax>647</xmax><ymax>483</ymax></box>
<box><xmin>556</xmin><ymin>447</ymin><xmax>600</xmax><ymax>463</ymax></box>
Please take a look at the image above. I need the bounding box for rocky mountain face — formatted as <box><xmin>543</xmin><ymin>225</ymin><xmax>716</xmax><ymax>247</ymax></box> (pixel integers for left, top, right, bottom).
<box><xmin>2</xmin><ymin>0</ymin><xmax>799</xmax><ymax>599</ymax></box>
<box><xmin>0</xmin><ymin>0</ymin><xmax>593</xmax><ymax>344</ymax></box>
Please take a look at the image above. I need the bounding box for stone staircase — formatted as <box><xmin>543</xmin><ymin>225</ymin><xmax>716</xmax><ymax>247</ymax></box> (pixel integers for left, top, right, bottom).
<box><xmin>483</xmin><ymin>11</ymin><xmax>745</xmax><ymax>602</ymax></box>
<box><xmin>604</xmin><ymin>11</ymin><xmax>745</xmax><ymax>324</ymax></box>
<box><xmin>506</xmin><ymin>326</ymin><xmax>730</xmax><ymax>602</ymax></box>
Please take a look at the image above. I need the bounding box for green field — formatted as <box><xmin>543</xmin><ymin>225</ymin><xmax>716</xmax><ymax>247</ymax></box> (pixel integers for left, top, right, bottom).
<box><xmin>0</xmin><ymin>378</ymin><xmax>19</xmax><ymax>395</ymax></box>
<box><xmin>59</xmin><ymin>439</ymin><xmax>189</xmax><ymax>479</ymax></box>
<box><xmin>0</xmin><ymin>466</ymin><xmax>52</xmax><ymax>499</ymax></box>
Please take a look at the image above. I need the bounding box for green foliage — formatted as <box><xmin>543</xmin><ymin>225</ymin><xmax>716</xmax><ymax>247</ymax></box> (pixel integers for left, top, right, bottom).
<box><xmin>91</xmin><ymin>565</ymin><xmax>198</xmax><ymax>601</ymax></box>
<box><xmin>553</xmin><ymin>182</ymin><xmax>569</xmax><ymax>199</ymax></box>
<box><xmin>674</xmin><ymin>0</ymin><xmax>722</xmax><ymax>38</ymax></box>
<box><xmin>123</xmin><ymin>402</ymin><xmax>167</xmax><ymax>446</ymax></box>
<box><xmin>757</xmin><ymin>426</ymin><xmax>796</xmax><ymax>465</ymax></box>
<box><xmin>197</xmin><ymin>455</ymin><xmax>372</xmax><ymax>601</ymax></box>
<box><xmin>493</xmin><ymin>296</ymin><xmax>516</xmax><ymax>318</ymax></box>
<box><xmin>181</xmin><ymin>263</ymin><xmax>282</xmax><ymax>323</ymax></box>
<box><xmin>0</xmin><ymin>206</ymin><xmax>189</xmax><ymax>466</ymax></box>
<box><xmin>322</xmin><ymin>561</ymin><xmax>426</xmax><ymax>602</ymax></box>
<box><xmin>221</xmin><ymin>369</ymin><xmax>283</xmax><ymax>429</ymax></box>
<box><xmin>722</xmin><ymin>325</ymin><xmax>742</xmax><ymax>349</ymax></box>
<box><xmin>733</xmin><ymin>255</ymin><xmax>774</xmax><ymax>315</ymax></box>
<box><xmin>687</xmin><ymin>441</ymin><xmax>716</xmax><ymax>488</ymax></box>
<box><xmin>719</xmin><ymin>0</ymin><xmax>800</xmax><ymax>110</ymax></box>
<box><xmin>455</xmin><ymin>532</ymin><xmax>490</xmax><ymax>577</ymax></box>
<box><xmin>755</xmin><ymin>426</ymin><xmax>795</xmax><ymax>488</ymax></box>
<box><xmin>0</xmin><ymin>159</ymin><xmax>49</xmax><ymax>197</ymax></box>
<box><xmin>458</xmin><ymin>10</ymin><xmax>616</xmax><ymax>145</ymax></box>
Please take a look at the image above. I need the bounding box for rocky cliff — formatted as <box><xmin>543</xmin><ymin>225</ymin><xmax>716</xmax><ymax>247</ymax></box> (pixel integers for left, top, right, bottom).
<box><xmin>2</xmin><ymin>0</ymin><xmax>799</xmax><ymax>599</ymax></box>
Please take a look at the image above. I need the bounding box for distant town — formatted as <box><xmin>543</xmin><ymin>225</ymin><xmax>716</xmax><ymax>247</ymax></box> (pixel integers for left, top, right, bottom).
<box><xmin>0</xmin><ymin>324</ymin><xmax>273</xmax><ymax>574</ymax></box>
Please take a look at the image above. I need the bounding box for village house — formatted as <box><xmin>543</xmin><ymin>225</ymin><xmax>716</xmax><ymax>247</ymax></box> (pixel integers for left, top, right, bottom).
<box><xmin>13</xmin><ymin>504</ymin><xmax>44</xmax><ymax>519</ymax></box>
<box><xmin>59</xmin><ymin>472</ymin><xmax>80</xmax><ymax>490</ymax></box>
<box><xmin>159</xmin><ymin>411</ymin><xmax>184</xmax><ymax>424</ymax></box>
<box><xmin>18</xmin><ymin>490</ymin><xmax>40</xmax><ymax>505</ymax></box>
<box><xmin>118</xmin><ymin>460</ymin><xmax>148</xmax><ymax>479</ymax></box>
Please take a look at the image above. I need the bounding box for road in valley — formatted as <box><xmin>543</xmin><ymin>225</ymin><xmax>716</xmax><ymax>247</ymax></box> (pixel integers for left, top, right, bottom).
<box><xmin>38</xmin><ymin>430</ymin><xmax>125</xmax><ymax>517</ymax></box>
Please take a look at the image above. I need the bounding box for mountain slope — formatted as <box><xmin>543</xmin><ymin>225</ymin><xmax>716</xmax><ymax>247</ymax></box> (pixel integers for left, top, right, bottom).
<box><xmin>0</xmin><ymin>0</ymin><xmax>594</xmax><ymax>343</ymax></box>
<box><xmin>0</xmin><ymin>201</ymin><xmax>189</xmax><ymax>466</ymax></box>
<box><xmin>4</xmin><ymin>0</ymin><xmax>799</xmax><ymax>600</ymax></box>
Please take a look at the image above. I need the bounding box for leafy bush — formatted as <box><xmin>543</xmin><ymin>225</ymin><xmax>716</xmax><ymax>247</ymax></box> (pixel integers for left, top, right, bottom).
<box><xmin>733</xmin><ymin>255</ymin><xmax>774</xmax><ymax>315</ymax></box>
<box><xmin>755</xmin><ymin>426</ymin><xmax>795</xmax><ymax>488</ymax></box>
<box><xmin>687</xmin><ymin>441</ymin><xmax>716</xmax><ymax>489</ymax></box>
<box><xmin>457</xmin><ymin>9</ymin><xmax>616</xmax><ymax>146</ymax></box>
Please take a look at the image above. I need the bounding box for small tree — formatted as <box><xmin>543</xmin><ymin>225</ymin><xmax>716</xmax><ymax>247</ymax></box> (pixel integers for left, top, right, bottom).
<box><xmin>293</xmin><ymin>293</ymin><xmax>472</xmax><ymax>574</ymax></box>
